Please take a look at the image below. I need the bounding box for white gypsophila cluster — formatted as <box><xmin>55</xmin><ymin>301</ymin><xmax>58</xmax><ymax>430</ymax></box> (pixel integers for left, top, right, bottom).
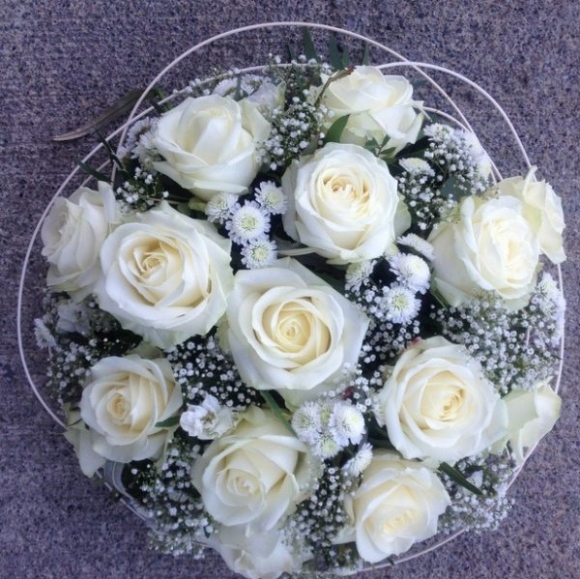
<box><xmin>290</xmin><ymin>464</ymin><xmax>355</xmax><ymax>569</ymax></box>
<box><xmin>423</xmin><ymin>123</ymin><xmax>490</xmax><ymax>193</ymax></box>
<box><xmin>535</xmin><ymin>272</ymin><xmax>566</xmax><ymax>346</ymax></box>
<box><xmin>438</xmin><ymin>454</ymin><xmax>514</xmax><ymax>533</ymax></box>
<box><xmin>292</xmin><ymin>400</ymin><xmax>366</xmax><ymax>459</ymax></box>
<box><xmin>137</xmin><ymin>440</ymin><xmax>210</xmax><ymax>556</ymax></box>
<box><xmin>431</xmin><ymin>289</ymin><xmax>560</xmax><ymax>394</ymax></box>
<box><xmin>167</xmin><ymin>334</ymin><xmax>259</xmax><ymax>409</ymax></box>
<box><xmin>116</xmin><ymin>166</ymin><xmax>169</xmax><ymax>212</ymax></box>
<box><xmin>388</xmin><ymin>252</ymin><xmax>431</xmax><ymax>293</ymax></box>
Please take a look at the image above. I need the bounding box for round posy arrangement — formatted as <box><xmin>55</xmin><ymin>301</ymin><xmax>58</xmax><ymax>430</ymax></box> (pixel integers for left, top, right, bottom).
<box><xmin>31</xmin><ymin>32</ymin><xmax>566</xmax><ymax>579</ymax></box>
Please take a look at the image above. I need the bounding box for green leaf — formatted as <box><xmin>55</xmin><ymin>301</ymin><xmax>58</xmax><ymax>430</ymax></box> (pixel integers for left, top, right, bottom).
<box><xmin>53</xmin><ymin>88</ymin><xmax>144</xmax><ymax>142</ymax></box>
<box><xmin>329</xmin><ymin>36</ymin><xmax>349</xmax><ymax>70</ymax></box>
<box><xmin>324</xmin><ymin>114</ymin><xmax>350</xmax><ymax>144</ymax></box>
<box><xmin>260</xmin><ymin>390</ymin><xmax>295</xmax><ymax>435</ymax></box>
<box><xmin>439</xmin><ymin>462</ymin><xmax>484</xmax><ymax>496</ymax></box>
<box><xmin>155</xmin><ymin>416</ymin><xmax>180</xmax><ymax>429</ymax></box>
<box><xmin>77</xmin><ymin>161</ymin><xmax>111</xmax><ymax>183</ymax></box>
<box><xmin>361</xmin><ymin>43</ymin><xmax>371</xmax><ymax>65</ymax></box>
<box><xmin>302</xmin><ymin>29</ymin><xmax>319</xmax><ymax>62</ymax></box>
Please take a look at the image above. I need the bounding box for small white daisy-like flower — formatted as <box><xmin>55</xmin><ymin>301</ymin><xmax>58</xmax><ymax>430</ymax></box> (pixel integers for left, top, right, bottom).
<box><xmin>537</xmin><ymin>272</ymin><xmax>564</xmax><ymax>305</ymax></box>
<box><xmin>292</xmin><ymin>402</ymin><xmax>322</xmax><ymax>445</ymax></box>
<box><xmin>345</xmin><ymin>260</ymin><xmax>375</xmax><ymax>290</ymax></box>
<box><xmin>255</xmin><ymin>181</ymin><xmax>287</xmax><ymax>215</ymax></box>
<box><xmin>241</xmin><ymin>238</ymin><xmax>278</xmax><ymax>268</ymax></box>
<box><xmin>329</xmin><ymin>402</ymin><xmax>365</xmax><ymax>446</ymax></box>
<box><xmin>313</xmin><ymin>431</ymin><xmax>341</xmax><ymax>459</ymax></box>
<box><xmin>382</xmin><ymin>285</ymin><xmax>421</xmax><ymax>324</ymax></box>
<box><xmin>389</xmin><ymin>253</ymin><xmax>431</xmax><ymax>293</ymax></box>
<box><xmin>205</xmin><ymin>193</ymin><xmax>239</xmax><ymax>223</ymax></box>
<box><xmin>122</xmin><ymin>118</ymin><xmax>159</xmax><ymax>168</ymax></box>
<box><xmin>343</xmin><ymin>442</ymin><xmax>373</xmax><ymax>477</ymax></box>
<box><xmin>34</xmin><ymin>319</ymin><xmax>57</xmax><ymax>349</ymax></box>
<box><xmin>228</xmin><ymin>202</ymin><xmax>270</xmax><ymax>244</ymax></box>
<box><xmin>397</xmin><ymin>233</ymin><xmax>435</xmax><ymax>261</ymax></box>
<box><xmin>400</xmin><ymin>157</ymin><xmax>434</xmax><ymax>176</ymax></box>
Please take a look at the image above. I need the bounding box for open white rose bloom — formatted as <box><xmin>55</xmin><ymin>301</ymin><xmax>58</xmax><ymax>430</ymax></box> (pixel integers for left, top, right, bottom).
<box><xmin>22</xmin><ymin>25</ymin><xmax>567</xmax><ymax>579</ymax></box>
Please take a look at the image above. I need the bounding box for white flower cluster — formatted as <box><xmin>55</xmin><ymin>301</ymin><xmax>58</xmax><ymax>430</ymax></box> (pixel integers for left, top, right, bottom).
<box><xmin>35</xmin><ymin>55</ymin><xmax>566</xmax><ymax>579</ymax></box>
<box><xmin>292</xmin><ymin>400</ymin><xmax>366</xmax><ymax>459</ymax></box>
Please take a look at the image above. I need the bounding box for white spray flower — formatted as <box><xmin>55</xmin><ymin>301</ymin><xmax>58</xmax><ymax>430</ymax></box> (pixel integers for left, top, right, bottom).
<box><xmin>382</xmin><ymin>285</ymin><xmax>421</xmax><ymax>324</ymax></box>
<box><xmin>255</xmin><ymin>181</ymin><xmax>287</xmax><ymax>215</ymax></box>
<box><xmin>180</xmin><ymin>394</ymin><xmax>236</xmax><ymax>440</ymax></box>
<box><xmin>329</xmin><ymin>402</ymin><xmax>366</xmax><ymax>446</ymax></box>
<box><xmin>227</xmin><ymin>202</ymin><xmax>270</xmax><ymax>244</ymax></box>
<box><xmin>389</xmin><ymin>253</ymin><xmax>431</xmax><ymax>293</ymax></box>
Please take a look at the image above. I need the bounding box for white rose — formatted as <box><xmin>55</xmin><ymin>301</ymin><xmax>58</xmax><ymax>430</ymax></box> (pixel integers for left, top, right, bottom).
<box><xmin>41</xmin><ymin>181</ymin><xmax>119</xmax><ymax>300</ymax></box>
<box><xmin>209</xmin><ymin>527</ymin><xmax>310</xmax><ymax>579</ymax></box>
<box><xmin>95</xmin><ymin>201</ymin><xmax>234</xmax><ymax>349</ymax></box>
<box><xmin>79</xmin><ymin>354</ymin><xmax>183</xmax><ymax>464</ymax></box>
<box><xmin>429</xmin><ymin>195</ymin><xmax>540</xmax><ymax>309</ymax></box>
<box><xmin>497</xmin><ymin>168</ymin><xmax>566</xmax><ymax>264</ymax></box>
<box><xmin>153</xmin><ymin>95</ymin><xmax>270</xmax><ymax>200</ymax></box>
<box><xmin>496</xmin><ymin>381</ymin><xmax>561</xmax><ymax>463</ymax></box>
<box><xmin>282</xmin><ymin>143</ymin><xmax>410</xmax><ymax>264</ymax></box>
<box><xmin>191</xmin><ymin>406</ymin><xmax>313</xmax><ymax>533</ymax></box>
<box><xmin>317</xmin><ymin>66</ymin><xmax>423</xmax><ymax>152</ymax></box>
<box><xmin>225</xmin><ymin>258</ymin><xmax>369</xmax><ymax>406</ymax></box>
<box><xmin>335</xmin><ymin>451</ymin><xmax>450</xmax><ymax>563</ymax></box>
<box><xmin>375</xmin><ymin>336</ymin><xmax>505</xmax><ymax>462</ymax></box>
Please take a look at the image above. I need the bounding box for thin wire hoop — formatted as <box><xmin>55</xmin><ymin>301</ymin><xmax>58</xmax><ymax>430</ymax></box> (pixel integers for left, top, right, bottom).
<box><xmin>17</xmin><ymin>21</ymin><xmax>565</xmax><ymax>572</ymax></box>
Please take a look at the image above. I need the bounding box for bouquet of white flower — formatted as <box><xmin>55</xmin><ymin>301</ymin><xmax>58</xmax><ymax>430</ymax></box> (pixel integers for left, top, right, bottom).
<box><xmin>22</xmin><ymin>24</ymin><xmax>566</xmax><ymax>579</ymax></box>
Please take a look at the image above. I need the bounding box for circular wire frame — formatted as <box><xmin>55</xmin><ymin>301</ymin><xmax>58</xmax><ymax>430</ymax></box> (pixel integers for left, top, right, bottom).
<box><xmin>17</xmin><ymin>21</ymin><xmax>566</xmax><ymax>573</ymax></box>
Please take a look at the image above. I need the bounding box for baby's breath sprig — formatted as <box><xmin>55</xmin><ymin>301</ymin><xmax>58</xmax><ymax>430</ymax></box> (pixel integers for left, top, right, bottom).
<box><xmin>132</xmin><ymin>434</ymin><xmax>209</xmax><ymax>556</ymax></box>
<box><xmin>167</xmin><ymin>333</ymin><xmax>259</xmax><ymax>410</ymax></box>
<box><xmin>439</xmin><ymin>453</ymin><xmax>515</xmax><ymax>533</ymax></box>
<box><xmin>431</xmin><ymin>280</ymin><xmax>562</xmax><ymax>394</ymax></box>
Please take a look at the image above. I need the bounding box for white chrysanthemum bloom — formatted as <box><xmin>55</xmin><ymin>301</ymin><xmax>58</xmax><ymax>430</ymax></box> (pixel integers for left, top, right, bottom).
<box><xmin>397</xmin><ymin>233</ymin><xmax>435</xmax><ymax>261</ymax></box>
<box><xmin>241</xmin><ymin>238</ymin><xmax>278</xmax><ymax>269</ymax></box>
<box><xmin>255</xmin><ymin>181</ymin><xmax>287</xmax><ymax>215</ymax></box>
<box><xmin>343</xmin><ymin>443</ymin><xmax>373</xmax><ymax>477</ymax></box>
<box><xmin>228</xmin><ymin>202</ymin><xmax>270</xmax><ymax>244</ymax></box>
<box><xmin>345</xmin><ymin>259</ymin><xmax>375</xmax><ymax>290</ymax></box>
<box><xmin>180</xmin><ymin>394</ymin><xmax>236</xmax><ymax>440</ymax></box>
<box><xmin>382</xmin><ymin>285</ymin><xmax>421</xmax><ymax>323</ymax></box>
<box><xmin>329</xmin><ymin>402</ymin><xmax>366</xmax><ymax>446</ymax></box>
<box><xmin>205</xmin><ymin>192</ymin><xmax>239</xmax><ymax>223</ymax></box>
<box><xmin>314</xmin><ymin>431</ymin><xmax>342</xmax><ymax>459</ymax></box>
<box><xmin>292</xmin><ymin>401</ymin><xmax>322</xmax><ymax>445</ymax></box>
<box><xmin>389</xmin><ymin>253</ymin><xmax>431</xmax><ymax>293</ymax></box>
<box><xmin>399</xmin><ymin>157</ymin><xmax>434</xmax><ymax>176</ymax></box>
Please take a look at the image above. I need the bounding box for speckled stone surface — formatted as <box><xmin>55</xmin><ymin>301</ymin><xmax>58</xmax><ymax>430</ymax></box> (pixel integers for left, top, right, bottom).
<box><xmin>2</xmin><ymin>1</ymin><xmax>579</xmax><ymax>578</ymax></box>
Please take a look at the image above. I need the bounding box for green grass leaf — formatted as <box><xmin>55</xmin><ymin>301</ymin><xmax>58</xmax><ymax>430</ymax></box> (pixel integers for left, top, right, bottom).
<box><xmin>439</xmin><ymin>461</ymin><xmax>484</xmax><ymax>496</ymax></box>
